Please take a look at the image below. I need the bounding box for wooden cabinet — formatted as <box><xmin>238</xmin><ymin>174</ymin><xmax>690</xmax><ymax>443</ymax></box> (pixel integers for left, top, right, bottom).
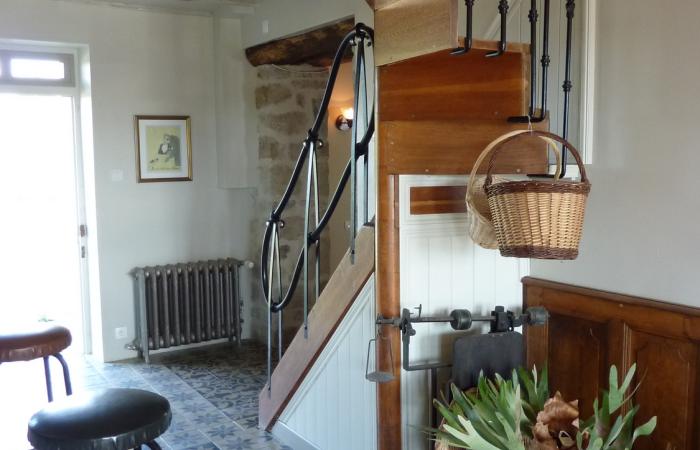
<box><xmin>524</xmin><ymin>277</ymin><xmax>700</xmax><ymax>450</ymax></box>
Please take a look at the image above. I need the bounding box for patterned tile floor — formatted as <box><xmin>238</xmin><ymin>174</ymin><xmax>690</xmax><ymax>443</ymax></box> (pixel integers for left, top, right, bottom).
<box><xmin>0</xmin><ymin>342</ymin><xmax>291</xmax><ymax>450</ymax></box>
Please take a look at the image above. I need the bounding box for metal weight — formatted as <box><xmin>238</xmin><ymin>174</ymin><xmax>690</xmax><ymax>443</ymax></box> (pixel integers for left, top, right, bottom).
<box><xmin>449</xmin><ymin>309</ymin><xmax>473</xmax><ymax>330</ymax></box>
<box><xmin>365</xmin><ymin>332</ymin><xmax>395</xmax><ymax>384</ymax></box>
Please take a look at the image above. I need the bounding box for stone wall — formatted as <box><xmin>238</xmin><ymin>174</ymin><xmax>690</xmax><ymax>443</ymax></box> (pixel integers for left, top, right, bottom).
<box><xmin>249</xmin><ymin>65</ymin><xmax>330</xmax><ymax>344</ymax></box>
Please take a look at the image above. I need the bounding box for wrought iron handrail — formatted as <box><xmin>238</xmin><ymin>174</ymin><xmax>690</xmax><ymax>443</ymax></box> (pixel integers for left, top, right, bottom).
<box><xmin>260</xmin><ymin>23</ymin><xmax>374</xmax><ymax>393</ymax></box>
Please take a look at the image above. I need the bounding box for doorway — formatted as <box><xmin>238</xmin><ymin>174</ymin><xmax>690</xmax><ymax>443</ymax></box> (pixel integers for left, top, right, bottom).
<box><xmin>0</xmin><ymin>46</ymin><xmax>90</xmax><ymax>353</ymax></box>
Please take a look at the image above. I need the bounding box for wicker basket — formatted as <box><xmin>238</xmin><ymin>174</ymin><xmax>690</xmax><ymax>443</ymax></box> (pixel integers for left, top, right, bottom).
<box><xmin>466</xmin><ymin>130</ymin><xmax>561</xmax><ymax>249</ymax></box>
<box><xmin>484</xmin><ymin>131</ymin><xmax>591</xmax><ymax>260</ymax></box>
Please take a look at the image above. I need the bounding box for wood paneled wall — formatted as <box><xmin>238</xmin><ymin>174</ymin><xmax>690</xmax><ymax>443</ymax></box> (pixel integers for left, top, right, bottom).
<box><xmin>524</xmin><ymin>277</ymin><xmax>700</xmax><ymax>450</ymax></box>
<box><xmin>278</xmin><ymin>276</ymin><xmax>377</xmax><ymax>450</ymax></box>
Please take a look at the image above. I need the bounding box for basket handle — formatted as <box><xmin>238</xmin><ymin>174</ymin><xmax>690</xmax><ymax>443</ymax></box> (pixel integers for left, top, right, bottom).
<box><xmin>467</xmin><ymin>131</ymin><xmax>562</xmax><ymax>204</ymax></box>
<box><xmin>483</xmin><ymin>130</ymin><xmax>589</xmax><ymax>188</ymax></box>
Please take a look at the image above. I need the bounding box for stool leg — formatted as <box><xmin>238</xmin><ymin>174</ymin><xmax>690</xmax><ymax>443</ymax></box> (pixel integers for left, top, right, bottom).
<box><xmin>52</xmin><ymin>353</ymin><xmax>72</xmax><ymax>396</ymax></box>
<box><xmin>42</xmin><ymin>356</ymin><xmax>53</xmax><ymax>402</ymax></box>
<box><xmin>144</xmin><ymin>442</ymin><xmax>162</xmax><ymax>450</ymax></box>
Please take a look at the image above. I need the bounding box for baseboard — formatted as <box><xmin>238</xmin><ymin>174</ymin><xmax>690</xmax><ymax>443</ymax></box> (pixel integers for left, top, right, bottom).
<box><xmin>271</xmin><ymin>420</ymin><xmax>320</xmax><ymax>450</ymax></box>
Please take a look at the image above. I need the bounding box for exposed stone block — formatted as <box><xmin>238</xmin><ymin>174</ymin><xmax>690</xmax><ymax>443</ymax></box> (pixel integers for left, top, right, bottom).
<box><xmin>255</xmin><ymin>84</ymin><xmax>293</xmax><ymax>109</ymax></box>
<box><xmin>292</xmin><ymin>79</ymin><xmax>328</xmax><ymax>90</ymax></box>
<box><xmin>260</xmin><ymin>111</ymin><xmax>308</xmax><ymax>135</ymax></box>
<box><xmin>259</xmin><ymin>136</ymin><xmax>282</xmax><ymax>159</ymax></box>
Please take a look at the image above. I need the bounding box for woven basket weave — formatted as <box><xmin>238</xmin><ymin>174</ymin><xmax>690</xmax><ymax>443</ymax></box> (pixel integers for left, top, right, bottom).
<box><xmin>466</xmin><ymin>130</ymin><xmax>561</xmax><ymax>249</ymax></box>
<box><xmin>484</xmin><ymin>131</ymin><xmax>591</xmax><ymax>260</ymax></box>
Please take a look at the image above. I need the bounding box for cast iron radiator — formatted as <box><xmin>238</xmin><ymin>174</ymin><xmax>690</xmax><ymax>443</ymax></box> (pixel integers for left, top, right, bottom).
<box><xmin>131</xmin><ymin>258</ymin><xmax>243</xmax><ymax>362</ymax></box>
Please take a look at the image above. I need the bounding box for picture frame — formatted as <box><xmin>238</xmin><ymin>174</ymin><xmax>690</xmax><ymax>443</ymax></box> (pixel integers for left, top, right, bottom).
<box><xmin>135</xmin><ymin>115</ymin><xmax>192</xmax><ymax>182</ymax></box>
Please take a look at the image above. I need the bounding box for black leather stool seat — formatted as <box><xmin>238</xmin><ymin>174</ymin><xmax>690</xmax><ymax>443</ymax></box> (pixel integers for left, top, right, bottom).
<box><xmin>28</xmin><ymin>388</ymin><xmax>172</xmax><ymax>450</ymax></box>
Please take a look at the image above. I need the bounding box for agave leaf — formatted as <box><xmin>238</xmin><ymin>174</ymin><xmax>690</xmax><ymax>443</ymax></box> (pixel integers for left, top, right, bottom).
<box><xmin>518</xmin><ymin>367</ymin><xmax>537</xmax><ymax>402</ymax></box>
<box><xmin>442</xmin><ymin>423</ymin><xmax>471</xmax><ymax>447</ymax></box>
<box><xmin>609</xmin><ymin>366</ymin><xmax>619</xmax><ymax>393</ymax></box>
<box><xmin>630</xmin><ymin>416</ymin><xmax>656</xmax><ymax>446</ymax></box>
<box><xmin>596</xmin><ymin>395</ymin><xmax>612</xmax><ymax>438</ymax></box>
<box><xmin>460</xmin><ymin>416</ymin><xmax>519</xmax><ymax>450</ymax></box>
<box><xmin>609</xmin><ymin>364</ymin><xmax>638</xmax><ymax>414</ymax></box>
<box><xmin>619</xmin><ymin>364</ymin><xmax>636</xmax><ymax>396</ymax></box>
<box><xmin>443</xmin><ymin>421</ymin><xmax>503</xmax><ymax>450</ymax></box>
<box><xmin>602</xmin><ymin>412</ymin><xmax>626</xmax><ymax>448</ymax></box>
<box><xmin>538</xmin><ymin>365</ymin><xmax>550</xmax><ymax>405</ymax></box>
<box><xmin>434</xmin><ymin>398</ymin><xmax>462</xmax><ymax>430</ymax></box>
<box><xmin>451</xmin><ymin>384</ymin><xmax>471</xmax><ymax>417</ymax></box>
<box><xmin>614</xmin><ymin>406</ymin><xmax>642</xmax><ymax>450</ymax></box>
<box><xmin>587</xmin><ymin>437</ymin><xmax>605</xmax><ymax>450</ymax></box>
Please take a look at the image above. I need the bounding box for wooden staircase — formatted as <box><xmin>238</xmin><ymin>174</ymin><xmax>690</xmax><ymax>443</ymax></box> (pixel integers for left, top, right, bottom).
<box><xmin>258</xmin><ymin>224</ymin><xmax>375</xmax><ymax>430</ymax></box>
<box><xmin>372</xmin><ymin>3</ymin><xmax>553</xmax><ymax>448</ymax></box>
<box><xmin>378</xmin><ymin>40</ymin><xmax>550</xmax><ymax>176</ymax></box>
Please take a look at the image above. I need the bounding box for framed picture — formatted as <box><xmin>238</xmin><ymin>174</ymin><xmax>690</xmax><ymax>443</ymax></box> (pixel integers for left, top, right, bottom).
<box><xmin>135</xmin><ymin>115</ymin><xmax>192</xmax><ymax>182</ymax></box>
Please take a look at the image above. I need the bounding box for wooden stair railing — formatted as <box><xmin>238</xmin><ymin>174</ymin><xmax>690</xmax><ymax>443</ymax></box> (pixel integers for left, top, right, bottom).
<box><xmin>258</xmin><ymin>224</ymin><xmax>376</xmax><ymax>431</ymax></box>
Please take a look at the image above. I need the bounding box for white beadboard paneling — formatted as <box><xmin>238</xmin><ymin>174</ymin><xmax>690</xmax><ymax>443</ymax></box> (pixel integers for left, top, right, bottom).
<box><xmin>277</xmin><ymin>275</ymin><xmax>377</xmax><ymax>450</ymax></box>
<box><xmin>399</xmin><ymin>175</ymin><xmax>529</xmax><ymax>450</ymax></box>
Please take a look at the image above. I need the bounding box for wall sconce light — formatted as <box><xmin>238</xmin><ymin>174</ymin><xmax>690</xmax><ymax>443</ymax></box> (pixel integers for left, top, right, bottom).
<box><xmin>335</xmin><ymin>107</ymin><xmax>354</xmax><ymax>131</ymax></box>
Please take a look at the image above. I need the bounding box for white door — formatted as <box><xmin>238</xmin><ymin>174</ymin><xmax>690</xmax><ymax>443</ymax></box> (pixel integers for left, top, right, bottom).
<box><xmin>0</xmin><ymin>48</ymin><xmax>90</xmax><ymax>353</ymax></box>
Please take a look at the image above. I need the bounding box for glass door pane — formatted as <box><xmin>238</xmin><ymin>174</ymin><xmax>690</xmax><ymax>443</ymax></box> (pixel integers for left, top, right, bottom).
<box><xmin>0</xmin><ymin>93</ymin><xmax>85</xmax><ymax>351</ymax></box>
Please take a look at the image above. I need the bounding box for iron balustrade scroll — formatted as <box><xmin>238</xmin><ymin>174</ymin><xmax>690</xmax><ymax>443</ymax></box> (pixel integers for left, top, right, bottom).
<box><xmin>259</xmin><ymin>23</ymin><xmax>375</xmax><ymax>395</ymax></box>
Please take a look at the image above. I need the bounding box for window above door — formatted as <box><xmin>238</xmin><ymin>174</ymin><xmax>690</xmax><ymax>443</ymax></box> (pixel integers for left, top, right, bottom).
<box><xmin>0</xmin><ymin>49</ymin><xmax>75</xmax><ymax>87</ymax></box>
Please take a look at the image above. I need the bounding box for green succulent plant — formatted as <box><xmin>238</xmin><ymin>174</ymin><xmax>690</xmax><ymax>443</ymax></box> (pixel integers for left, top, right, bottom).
<box><xmin>576</xmin><ymin>365</ymin><xmax>656</xmax><ymax>450</ymax></box>
<box><xmin>432</xmin><ymin>364</ymin><xmax>656</xmax><ymax>450</ymax></box>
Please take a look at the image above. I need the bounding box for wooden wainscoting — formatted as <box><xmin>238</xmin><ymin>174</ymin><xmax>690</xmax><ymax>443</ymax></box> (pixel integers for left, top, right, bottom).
<box><xmin>524</xmin><ymin>277</ymin><xmax>700</xmax><ymax>450</ymax></box>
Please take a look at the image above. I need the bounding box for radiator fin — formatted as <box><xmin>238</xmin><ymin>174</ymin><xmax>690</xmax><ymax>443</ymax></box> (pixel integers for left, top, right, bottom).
<box><xmin>132</xmin><ymin>258</ymin><xmax>243</xmax><ymax>363</ymax></box>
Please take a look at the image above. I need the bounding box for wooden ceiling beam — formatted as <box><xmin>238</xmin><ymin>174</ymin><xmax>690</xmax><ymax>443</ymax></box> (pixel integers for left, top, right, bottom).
<box><xmin>366</xmin><ymin>0</ymin><xmax>402</xmax><ymax>10</ymax></box>
<box><xmin>245</xmin><ymin>17</ymin><xmax>354</xmax><ymax>67</ymax></box>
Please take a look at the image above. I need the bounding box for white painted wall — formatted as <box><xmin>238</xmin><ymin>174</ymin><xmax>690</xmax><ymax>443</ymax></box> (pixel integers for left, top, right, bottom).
<box><xmin>399</xmin><ymin>175</ymin><xmax>529</xmax><ymax>450</ymax></box>
<box><xmin>531</xmin><ymin>0</ymin><xmax>700</xmax><ymax>306</ymax></box>
<box><xmin>0</xmin><ymin>0</ymin><xmax>254</xmax><ymax>361</ymax></box>
<box><xmin>214</xmin><ymin>17</ymin><xmax>254</xmax><ymax>189</ymax></box>
<box><xmin>276</xmin><ymin>275</ymin><xmax>377</xmax><ymax>450</ymax></box>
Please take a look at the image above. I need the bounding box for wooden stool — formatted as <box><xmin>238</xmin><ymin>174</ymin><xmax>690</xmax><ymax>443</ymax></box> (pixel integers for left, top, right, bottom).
<box><xmin>28</xmin><ymin>388</ymin><xmax>172</xmax><ymax>450</ymax></box>
<box><xmin>0</xmin><ymin>324</ymin><xmax>72</xmax><ymax>402</ymax></box>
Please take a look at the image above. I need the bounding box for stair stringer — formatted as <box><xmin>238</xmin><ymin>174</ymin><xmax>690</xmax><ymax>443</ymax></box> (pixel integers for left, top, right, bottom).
<box><xmin>274</xmin><ymin>275</ymin><xmax>377</xmax><ymax>450</ymax></box>
<box><xmin>258</xmin><ymin>225</ymin><xmax>375</xmax><ymax>430</ymax></box>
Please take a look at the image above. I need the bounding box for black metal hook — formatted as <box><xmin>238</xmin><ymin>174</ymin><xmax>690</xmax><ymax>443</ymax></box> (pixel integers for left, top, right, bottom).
<box><xmin>508</xmin><ymin>0</ymin><xmax>550</xmax><ymax>125</ymax></box>
<box><xmin>451</xmin><ymin>0</ymin><xmax>475</xmax><ymax>55</ymax></box>
<box><xmin>558</xmin><ymin>0</ymin><xmax>576</xmax><ymax>179</ymax></box>
<box><xmin>514</xmin><ymin>0</ymin><xmax>574</xmax><ymax>179</ymax></box>
<box><xmin>486</xmin><ymin>0</ymin><xmax>509</xmax><ymax>57</ymax></box>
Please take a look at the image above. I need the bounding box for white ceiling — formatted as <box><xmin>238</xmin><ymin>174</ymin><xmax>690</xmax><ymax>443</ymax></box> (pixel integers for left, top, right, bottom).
<box><xmin>55</xmin><ymin>0</ymin><xmax>259</xmax><ymax>17</ymax></box>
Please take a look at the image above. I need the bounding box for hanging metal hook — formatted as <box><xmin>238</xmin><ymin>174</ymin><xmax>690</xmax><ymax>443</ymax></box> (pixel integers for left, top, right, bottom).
<box><xmin>451</xmin><ymin>0</ymin><xmax>475</xmax><ymax>55</ymax></box>
<box><xmin>486</xmin><ymin>0</ymin><xmax>509</xmax><ymax>57</ymax></box>
<box><xmin>508</xmin><ymin>0</ymin><xmax>549</xmax><ymax>124</ymax></box>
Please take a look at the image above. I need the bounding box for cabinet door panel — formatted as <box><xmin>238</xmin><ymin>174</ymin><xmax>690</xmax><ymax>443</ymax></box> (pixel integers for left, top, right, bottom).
<box><xmin>546</xmin><ymin>314</ymin><xmax>609</xmax><ymax>419</ymax></box>
<box><xmin>631</xmin><ymin>330</ymin><xmax>697</xmax><ymax>450</ymax></box>
<box><xmin>524</xmin><ymin>277</ymin><xmax>700</xmax><ymax>450</ymax></box>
